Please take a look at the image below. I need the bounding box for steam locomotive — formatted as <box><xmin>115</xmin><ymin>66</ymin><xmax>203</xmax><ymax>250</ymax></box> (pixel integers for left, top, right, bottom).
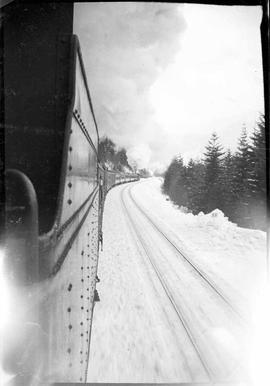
<box><xmin>1</xmin><ymin>2</ymin><xmax>138</xmax><ymax>383</ymax></box>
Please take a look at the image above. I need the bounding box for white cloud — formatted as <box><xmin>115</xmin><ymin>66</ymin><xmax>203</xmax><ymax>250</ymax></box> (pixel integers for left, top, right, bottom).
<box><xmin>149</xmin><ymin>5</ymin><xmax>264</xmax><ymax>164</ymax></box>
<box><xmin>127</xmin><ymin>144</ymin><xmax>152</xmax><ymax>170</ymax></box>
<box><xmin>74</xmin><ymin>3</ymin><xmax>264</xmax><ymax>171</ymax></box>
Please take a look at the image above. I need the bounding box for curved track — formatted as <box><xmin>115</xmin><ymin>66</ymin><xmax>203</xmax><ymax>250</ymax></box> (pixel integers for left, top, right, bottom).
<box><xmin>120</xmin><ymin>185</ymin><xmax>213</xmax><ymax>381</ymax></box>
<box><xmin>119</xmin><ymin>181</ymin><xmax>250</xmax><ymax>381</ymax></box>
<box><xmin>87</xmin><ymin>180</ymin><xmax>251</xmax><ymax>381</ymax></box>
<box><xmin>127</xmin><ymin>183</ymin><xmax>248</xmax><ymax>325</ymax></box>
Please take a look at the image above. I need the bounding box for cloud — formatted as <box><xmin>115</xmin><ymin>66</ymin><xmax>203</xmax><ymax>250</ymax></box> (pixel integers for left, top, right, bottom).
<box><xmin>149</xmin><ymin>5</ymin><xmax>263</xmax><ymax>163</ymax></box>
<box><xmin>74</xmin><ymin>3</ymin><xmax>186</xmax><ymax>168</ymax></box>
<box><xmin>127</xmin><ymin>143</ymin><xmax>152</xmax><ymax>170</ymax></box>
<box><xmin>74</xmin><ymin>4</ymin><xmax>263</xmax><ymax>171</ymax></box>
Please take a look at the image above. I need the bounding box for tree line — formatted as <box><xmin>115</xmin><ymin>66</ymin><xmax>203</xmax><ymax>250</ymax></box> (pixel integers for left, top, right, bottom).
<box><xmin>99</xmin><ymin>137</ymin><xmax>151</xmax><ymax>177</ymax></box>
<box><xmin>98</xmin><ymin>137</ymin><xmax>133</xmax><ymax>172</ymax></box>
<box><xmin>163</xmin><ymin>114</ymin><xmax>267</xmax><ymax>230</ymax></box>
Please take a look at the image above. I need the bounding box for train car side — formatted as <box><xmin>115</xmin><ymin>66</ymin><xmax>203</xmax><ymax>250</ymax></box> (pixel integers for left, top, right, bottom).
<box><xmin>2</xmin><ymin>3</ymin><xmax>139</xmax><ymax>382</ymax></box>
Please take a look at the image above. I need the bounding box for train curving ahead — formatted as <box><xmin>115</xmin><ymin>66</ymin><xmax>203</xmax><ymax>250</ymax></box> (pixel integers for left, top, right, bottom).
<box><xmin>1</xmin><ymin>2</ymin><xmax>138</xmax><ymax>384</ymax></box>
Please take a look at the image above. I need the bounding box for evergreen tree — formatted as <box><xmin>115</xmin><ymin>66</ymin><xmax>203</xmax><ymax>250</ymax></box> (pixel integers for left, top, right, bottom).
<box><xmin>171</xmin><ymin>158</ymin><xmax>189</xmax><ymax>208</ymax></box>
<box><xmin>249</xmin><ymin>114</ymin><xmax>267</xmax><ymax>229</ymax></box>
<box><xmin>163</xmin><ymin>156</ymin><xmax>180</xmax><ymax>195</ymax></box>
<box><xmin>185</xmin><ymin>159</ymin><xmax>205</xmax><ymax>213</ymax></box>
<box><xmin>138</xmin><ymin>168</ymin><xmax>151</xmax><ymax>178</ymax></box>
<box><xmin>162</xmin><ymin>117</ymin><xmax>266</xmax><ymax>230</ymax></box>
<box><xmin>220</xmin><ymin>149</ymin><xmax>237</xmax><ymax>218</ymax></box>
<box><xmin>114</xmin><ymin>148</ymin><xmax>131</xmax><ymax>171</ymax></box>
<box><xmin>98</xmin><ymin>137</ymin><xmax>116</xmax><ymax>166</ymax></box>
<box><xmin>201</xmin><ymin>133</ymin><xmax>225</xmax><ymax>212</ymax></box>
<box><xmin>98</xmin><ymin>137</ymin><xmax>132</xmax><ymax>171</ymax></box>
<box><xmin>234</xmin><ymin>127</ymin><xmax>253</xmax><ymax>196</ymax></box>
<box><xmin>249</xmin><ymin>115</ymin><xmax>266</xmax><ymax>198</ymax></box>
<box><xmin>163</xmin><ymin>156</ymin><xmax>187</xmax><ymax>207</ymax></box>
<box><xmin>233</xmin><ymin>127</ymin><xmax>253</xmax><ymax>226</ymax></box>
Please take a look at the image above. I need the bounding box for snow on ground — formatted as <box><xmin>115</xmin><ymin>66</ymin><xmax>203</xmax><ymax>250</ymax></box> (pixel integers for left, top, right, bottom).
<box><xmin>87</xmin><ymin>183</ymin><xmax>210</xmax><ymax>382</ymax></box>
<box><xmin>87</xmin><ymin>177</ymin><xmax>267</xmax><ymax>383</ymax></box>
<box><xmin>132</xmin><ymin>177</ymin><xmax>267</xmax><ymax>311</ymax></box>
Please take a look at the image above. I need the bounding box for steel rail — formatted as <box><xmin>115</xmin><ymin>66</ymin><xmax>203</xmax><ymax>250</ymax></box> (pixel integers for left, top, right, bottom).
<box><xmin>127</xmin><ymin>184</ymin><xmax>248</xmax><ymax>325</ymax></box>
<box><xmin>120</xmin><ymin>184</ymin><xmax>213</xmax><ymax>382</ymax></box>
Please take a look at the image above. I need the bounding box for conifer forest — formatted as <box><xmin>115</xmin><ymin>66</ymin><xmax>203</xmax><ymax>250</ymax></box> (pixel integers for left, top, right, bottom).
<box><xmin>163</xmin><ymin>114</ymin><xmax>267</xmax><ymax>230</ymax></box>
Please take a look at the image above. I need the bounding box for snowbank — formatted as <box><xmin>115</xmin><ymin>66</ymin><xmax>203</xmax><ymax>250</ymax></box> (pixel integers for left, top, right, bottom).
<box><xmin>132</xmin><ymin>177</ymin><xmax>267</xmax><ymax>308</ymax></box>
<box><xmin>87</xmin><ymin>178</ymin><xmax>267</xmax><ymax>383</ymax></box>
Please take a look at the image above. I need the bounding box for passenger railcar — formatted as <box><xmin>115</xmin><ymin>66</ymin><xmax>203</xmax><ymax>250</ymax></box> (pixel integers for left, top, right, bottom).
<box><xmin>1</xmin><ymin>2</ymin><xmax>138</xmax><ymax>383</ymax></box>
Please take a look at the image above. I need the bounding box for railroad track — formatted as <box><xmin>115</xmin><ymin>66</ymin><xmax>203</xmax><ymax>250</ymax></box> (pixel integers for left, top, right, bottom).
<box><xmin>120</xmin><ymin>184</ymin><xmax>214</xmax><ymax>381</ymax></box>
<box><xmin>127</xmin><ymin>183</ymin><xmax>248</xmax><ymax>325</ymax></box>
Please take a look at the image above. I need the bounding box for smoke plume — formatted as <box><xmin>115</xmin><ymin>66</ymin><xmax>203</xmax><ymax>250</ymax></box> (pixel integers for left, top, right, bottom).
<box><xmin>74</xmin><ymin>3</ymin><xmax>186</xmax><ymax>169</ymax></box>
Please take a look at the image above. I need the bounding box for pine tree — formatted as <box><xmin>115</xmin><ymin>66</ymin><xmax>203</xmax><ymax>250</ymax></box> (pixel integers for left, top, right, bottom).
<box><xmin>114</xmin><ymin>148</ymin><xmax>132</xmax><ymax>171</ymax></box>
<box><xmin>185</xmin><ymin>159</ymin><xmax>205</xmax><ymax>213</ymax></box>
<box><xmin>233</xmin><ymin>127</ymin><xmax>253</xmax><ymax>226</ymax></box>
<box><xmin>98</xmin><ymin>137</ymin><xmax>116</xmax><ymax>166</ymax></box>
<box><xmin>163</xmin><ymin>156</ymin><xmax>181</xmax><ymax>196</ymax></box>
<box><xmin>234</xmin><ymin>127</ymin><xmax>253</xmax><ymax>196</ymax></box>
<box><xmin>249</xmin><ymin>114</ymin><xmax>267</xmax><ymax>229</ymax></box>
<box><xmin>201</xmin><ymin>133</ymin><xmax>225</xmax><ymax>213</ymax></box>
<box><xmin>171</xmin><ymin>165</ymin><xmax>189</xmax><ymax>208</ymax></box>
<box><xmin>163</xmin><ymin>156</ymin><xmax>187</xmax><ymax>207</ymax></box>
<box><xmin>98</xmin><ymin>137</ymin><xmax>132</xmax><ymax>171</ymax></box>
<box><xmin>219</xmin><ymin>149</ymin><xmax>237</xmax><ymax>217</ymax></box>
<box><xmin>162</xmin><ymin>117</ymin><xmax>267</xmax><ymax>230</ymax></box>
<box><xmin>249</xmin><ymin>115</ymin><xmax>266</xmax><ymax>198</ymax></box>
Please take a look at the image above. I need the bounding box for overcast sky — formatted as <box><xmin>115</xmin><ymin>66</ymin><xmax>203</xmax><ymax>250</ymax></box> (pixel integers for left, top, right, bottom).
<box><xmin>74</xmin><ymin>3</ymin><xmax>264</xmax><ymax>172</ymax></box>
